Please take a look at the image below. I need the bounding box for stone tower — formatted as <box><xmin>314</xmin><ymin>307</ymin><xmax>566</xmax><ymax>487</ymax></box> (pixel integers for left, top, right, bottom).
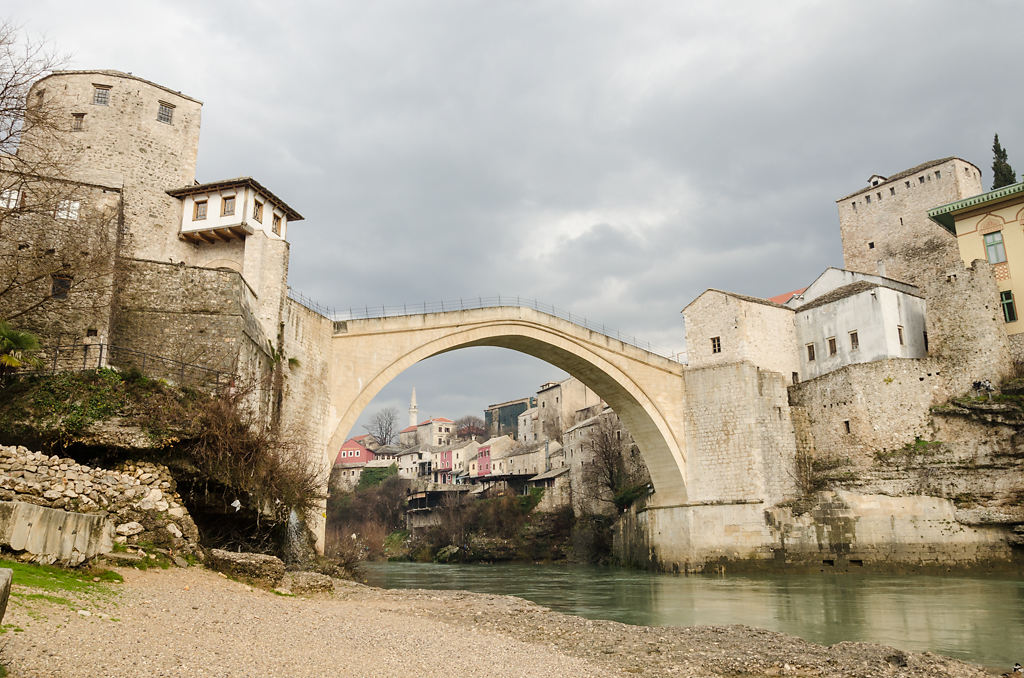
<box><xmin>836</xmin><ymin>157</ymin><xmax>983</xmax><ymax>286</ymax></box>
<box><xmin>21</xmin><ymin>70</ymin><xmax>204</xmax><ymax>264</ymax></box>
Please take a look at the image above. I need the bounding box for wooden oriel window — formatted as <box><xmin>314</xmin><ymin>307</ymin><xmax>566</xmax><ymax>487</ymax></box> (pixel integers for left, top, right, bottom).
<box><xmin>253</xmin><ymin>200</ymin><xmax>264</xmax><ymax>223</ymax></box>
<box><xmin>221</xmin><ymin>195</ymin><xmax>236</xmax><ymax>216</ymax></box>
<box><xmin>272</xmin><ymin>213</ymin><xmax>281</xmax><ymax>235</ymax></box>
<box><xmin>193</xmin><ymin>200</ymin><xmax>208</xmax><ymax>220</ymax></box>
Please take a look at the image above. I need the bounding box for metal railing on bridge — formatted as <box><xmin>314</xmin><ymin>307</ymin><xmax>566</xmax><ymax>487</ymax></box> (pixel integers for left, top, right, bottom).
<box><xmin>287</xmin><ymin>289</ymin><xmax>681</xmax><ymax>360</ymax></box>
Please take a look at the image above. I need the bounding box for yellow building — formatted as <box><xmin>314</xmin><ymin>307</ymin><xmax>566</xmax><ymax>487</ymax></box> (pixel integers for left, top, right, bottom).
<box><xmin>929</xmin><ymin>181</ymin><xmax>1024</xmax><ymax>351</ymax></box>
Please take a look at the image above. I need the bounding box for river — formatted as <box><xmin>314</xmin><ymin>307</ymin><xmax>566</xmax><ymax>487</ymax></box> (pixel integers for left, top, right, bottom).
<box><xmin>362</xmin><ymin>561</ymin><xmax>1024</xmax><ymax>669</ymax></box>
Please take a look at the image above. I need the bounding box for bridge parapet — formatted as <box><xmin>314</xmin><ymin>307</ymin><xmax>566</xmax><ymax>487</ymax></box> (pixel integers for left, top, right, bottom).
<box><xmin>289</xmin><ymin>290</ymin><xmax>680</xmax><ymax>361</ymax></box>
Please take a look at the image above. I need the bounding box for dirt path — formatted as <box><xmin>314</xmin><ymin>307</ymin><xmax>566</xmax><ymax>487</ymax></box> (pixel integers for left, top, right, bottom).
<box><xmin>2</xmin><ymin>566</ymin><xmax>998</xmax><ymax>678</ymax></box>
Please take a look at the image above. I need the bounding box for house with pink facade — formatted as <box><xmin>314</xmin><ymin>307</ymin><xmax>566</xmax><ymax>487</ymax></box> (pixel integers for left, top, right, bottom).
<box><xmin>335</xmin><ymin>437</ymin><xmax>374</xmax><ymax>465</ymax></box>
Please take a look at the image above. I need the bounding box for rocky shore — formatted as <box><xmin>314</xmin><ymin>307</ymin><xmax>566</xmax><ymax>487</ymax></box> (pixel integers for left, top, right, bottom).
<box><xmin>2</xmin><ymin>566</ymin><xmax>998</xmax><ymax>678</ymax></box>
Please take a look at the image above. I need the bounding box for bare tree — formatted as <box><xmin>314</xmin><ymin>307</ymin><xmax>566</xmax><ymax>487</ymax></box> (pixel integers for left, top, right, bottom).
<box><xmin>0</xmin><ymin>22</ymin><xmax>117</xmax><ymax>336</ymax></box>
<box><xmin>363</xmin><ymin>407</ymin><xmax>399</xmax><ymax>446</ymax></box>
<box><xmin>455</xmin><ymin>414</ymin><xmax>486</xmax><ymax>440</ymax></box>
<box><xmin>582</xmin><ymin>415</ymin><xmax>650</xmax><ymax>512</ymax></box>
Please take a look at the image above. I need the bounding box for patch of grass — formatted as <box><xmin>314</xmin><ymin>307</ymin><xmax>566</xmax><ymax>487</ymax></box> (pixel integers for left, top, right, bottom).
<box><xmin>0</xmin><ymin>559</ymin><xmax>121</xmax><ymax>594</ymax></box>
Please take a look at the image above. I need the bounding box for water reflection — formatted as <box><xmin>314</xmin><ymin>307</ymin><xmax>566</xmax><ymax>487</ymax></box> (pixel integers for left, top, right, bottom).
<box><xmin>362</xmin><ymin>562</ymin><xmax>1024</xmax><ymax>668</ymax></box>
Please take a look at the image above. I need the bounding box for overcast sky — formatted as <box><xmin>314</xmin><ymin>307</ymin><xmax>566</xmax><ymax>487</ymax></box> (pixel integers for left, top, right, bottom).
<box><xmin>8</xmin><ymin>2</ymin><xmax>1024</xmax><ymax>437</ymax></box>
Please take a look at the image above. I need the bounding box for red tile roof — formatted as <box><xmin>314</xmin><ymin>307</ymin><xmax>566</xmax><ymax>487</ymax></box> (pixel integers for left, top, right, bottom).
<box><xmin>399</xmin><ymin>425</ymin><xmax>417</xmax><ymax>433</ymax></box>
<box><xmin>767</xmin><ymin>287</ymin><xmax>806</xmax><ymax>305</ymax></box>
<box><xmin>418</xmin><ymin>417</ymin><xmax>454</xmax><ymax>425</ymax></box>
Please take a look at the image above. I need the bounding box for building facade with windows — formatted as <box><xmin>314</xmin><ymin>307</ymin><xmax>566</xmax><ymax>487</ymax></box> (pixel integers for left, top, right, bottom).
<box><xmin>929</xmin><ymin>181</ymin><xmax>1024</xmax><ymax>358</ymax></box>
<box><xmin>684</xmin><ymin>268</ymin><xmax>928</xmax><ymax>383</ymax></box>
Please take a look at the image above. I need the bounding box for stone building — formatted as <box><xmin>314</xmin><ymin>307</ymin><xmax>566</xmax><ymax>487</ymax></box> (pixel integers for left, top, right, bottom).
<box><xmin>1</xmin><ymin>71</ymin><xmax>302</xmax><ymax>392</ymax></box>
<box><xmin>837</xmin><ymin>157</ymin><xmax>983</xmax><ymax>285</ymax></box>
<box><xmin>535</xmin><ymin>377</ymin><xmax>602</xmax><ymax>442</ymax></box>
<box><xmin>484</xmin><ymin>396</ymin><xmax>535</xmax><ymax>439</ymax></box>
<box><xmin>684</xmin><ymin>268</ymin><xmax>928</xmax><ymax>383</ymax></box>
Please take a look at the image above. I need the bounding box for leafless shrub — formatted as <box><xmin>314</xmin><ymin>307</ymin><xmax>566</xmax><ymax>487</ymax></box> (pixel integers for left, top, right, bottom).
<box><xmin>190</xmin><ymin>379</ymin><xmax>326</xmax><ymax>525</ymax></box>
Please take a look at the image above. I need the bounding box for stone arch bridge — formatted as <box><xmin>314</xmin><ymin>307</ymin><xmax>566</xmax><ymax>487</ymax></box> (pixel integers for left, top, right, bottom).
<box><xmin>325</xmin><ymin>305</ymin><xmax>689</xmax><ymax>506</ymax></box>
<box><xmin>311</xmin><ymin>302</ymin><xmax>799</xmax><ymax>568</ymax></box>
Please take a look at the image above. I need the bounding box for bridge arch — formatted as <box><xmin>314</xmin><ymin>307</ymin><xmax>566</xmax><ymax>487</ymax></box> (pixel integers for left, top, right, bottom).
<box><xmin>325</xmin><ymin>307</ymin><xmax>689</xmax><ymax>506</ymax></box>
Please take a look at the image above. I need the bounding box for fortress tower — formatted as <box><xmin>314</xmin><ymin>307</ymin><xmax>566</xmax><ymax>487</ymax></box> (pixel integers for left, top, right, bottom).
<box><xmin>21</xmin><ymin>71</ymin><xmax>204</xmax><ymax>263</ymax></box>
<box><xmin>836</xmin><ymin>157</ymin><xmax>983</xmax><ymax>286</ymax></box>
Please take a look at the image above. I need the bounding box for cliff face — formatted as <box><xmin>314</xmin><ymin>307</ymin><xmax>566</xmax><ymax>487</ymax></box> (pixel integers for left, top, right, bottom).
<box><xmin>759</xmin><ymin>393</ymin><xmax>1024</xmax><ymax>571</ymax></box>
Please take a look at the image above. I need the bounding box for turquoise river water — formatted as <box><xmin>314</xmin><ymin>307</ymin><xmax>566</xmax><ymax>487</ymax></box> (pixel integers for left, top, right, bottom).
<box><xmin>362</xmin><ymin>561</ymin><xmax>1024</xmax><ymax>670</ymax></box>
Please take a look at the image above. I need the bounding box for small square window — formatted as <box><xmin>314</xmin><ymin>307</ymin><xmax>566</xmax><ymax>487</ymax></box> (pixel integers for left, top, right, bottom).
<box><xmin>889</xmin><ymin>187</ymin><xmax>895</xmax><ymax>196</ymax></box>
<box><xmin>897</xmin><ymin>325</ymin><xmax>905</xmax><ymax>345</ymax></box>
<box><xmin>221</xmin><ymin>195</ymin><xmax>235</xmax><ymax>216</ymax></box>
<box><xmin>71</xmin><ymin>113</ymin><xmax>85</xmax><ymax>131</ymax></box>
<box><xmin>92</xmin><ymin>86</ymin><xmax>110</xmax><ymax>105</ymax></box>
<box><xmin>905</xmin><ymin>180</ymin><xmax>911</xmax><ymax>188</ymax></box>
<box><xmin>86</xmin><ymin>328</ymin><xmax>98</xmax><ymax>337</ymax></box>
<box><xmin>849</xmin><ymin>330</ymin><xmax>859</xmax><ymax>350</ymax></box>
<box><xmin>157</xmin><ymin>102</ymin><xmax>174</xmax><ymax>124</ymax></box>
<box><xmin>50</xmin><ymin>274</ymin><xmax>72</xmax><ymax>299</ymax></box>
<box><xmin>0</xmin><ymin>188</ymin><xmax>20</xmax><ymax>209</ymax></box>
<box><xmin>827</xmin><ymin>336</ymin><xmax>837</xmax><ymax>356</ymax></box>
<box><xmin>935</xmin><ymin>170</ymin><xmax>941</xmax><ymax>179</ymax></box>
<box><xmin>253</xmin><ymin>200</ymin><xmax>264</xmax><ymax>223</ymax></box>
<box><xmin>919</xmin><ymin>176</ymin><xmax>925</xmax><ymax>184</ymax></box>
<box><xmin>843</xmin><ymin>420</ymin><xmax>851</xmax><ymax>434</ymax></box>
<box><xmin>55</xmin><ymin>199</ymin><xmax>80</xmax><ymax>220</ymax></box>
<box><xmin>806</xmin><ymin>343</ymin><xmax>816</xmax><ymax>362</ymax></box>
<box><xmin>710</xmin><ymin>336</ymin><xmax>721</xmax><ymax>354</ymax></box>
<box><xmin>868</xmin><ymin>241</ymin><xmax>874</xmax><ymax>249</ymax></box>
<box><xmin>877</xmin><ymin>192</ymin><xmax>882</xmax><ymax>200</ymax></box>
<box><xmin>792</xmin><ymin>372</ymin><xmax>799</xmax><ymax>384</ymax></box>
<box><xmin>272</xmin><ymin>213</ymin><xmax>281</xmax><ymax>235</ymax></box>
<box><xmin>193</xmin><ymin>200</ymin><xmax>208</xmax><ymax>220</ymax></box>
<box><xmin>865</xmin><ymin>195</ymin><xmax>871</xmax><ymax>204</ymax></box>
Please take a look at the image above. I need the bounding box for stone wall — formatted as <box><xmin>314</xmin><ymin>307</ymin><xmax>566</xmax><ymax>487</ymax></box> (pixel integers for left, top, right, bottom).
<box><xmin>0</xmin><ymin>179</ymin><xmax>122</xmax><ymax>348</ymax></box>
<box><xmin>111</xmin><ymin>257</ymin><xmax>272</xmax><ymax>383</ymax></box>
<box><xmin>0</xmin><ymin>445</ymin><xmax>200</xmax><ymax>560</ymax></box>
<box><xmin>788</xmin><ymin>358</ymin><xmax>946</xmax><ymax>463</ymax></box>
<box><xmin>615</xmin><ymin>491</ymin><xmax>1013</xmax><ymax>573</ymax></box>
<box><xmin>682</xmin><ymin>362</ymin><xmax>797</xmax><ymax>505</ymax></box>
<box><xmin>917</xmin><ymin>258</ymin><xmax>1012</xmax><ymax>395</ymax></box>
<box><xmin>279</xmin><ymin>299</ymin><xmax>336</xmax><ymax>551</ymax></box>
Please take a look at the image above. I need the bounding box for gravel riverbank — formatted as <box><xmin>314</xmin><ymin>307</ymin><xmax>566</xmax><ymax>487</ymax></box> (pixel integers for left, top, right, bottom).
<box><xmin>3</xmin><ymin>566</ymin><xmax>999</xmax><ymax>677</ymax></box>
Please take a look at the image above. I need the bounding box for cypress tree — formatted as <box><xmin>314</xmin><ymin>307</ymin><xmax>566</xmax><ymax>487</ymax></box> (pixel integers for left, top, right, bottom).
<box><xmin>992</xmin><ymin>133</ymin><xmax>1017</xmax><ymax>189</ymax></box>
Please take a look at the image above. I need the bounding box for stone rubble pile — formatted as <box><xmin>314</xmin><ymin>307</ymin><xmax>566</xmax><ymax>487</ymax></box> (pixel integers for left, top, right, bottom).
<box><xmin>0</xmin><ymin>444</ymin><xmax>200</xmax><ymax>553</ymax></box>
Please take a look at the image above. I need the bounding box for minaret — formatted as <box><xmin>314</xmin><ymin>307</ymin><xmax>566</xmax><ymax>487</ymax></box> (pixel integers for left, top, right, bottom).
<box><xmin>409</xmin><ymin>387</ymin><xmax>419</xmax><ymax>427</ymax></box>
